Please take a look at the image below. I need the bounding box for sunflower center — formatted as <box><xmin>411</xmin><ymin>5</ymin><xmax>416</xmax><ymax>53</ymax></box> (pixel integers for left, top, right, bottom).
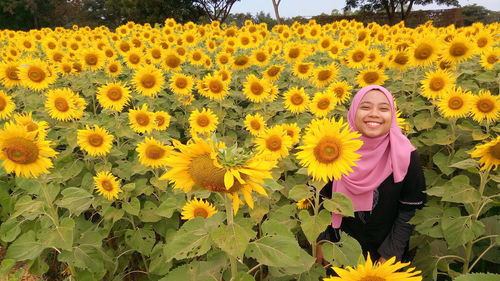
<box><xmin>192</xmin><ymin>52</ymin><xmax>202</xmax><ymax>61</ymax></box>
<box><xmin>209</xmin><ymin>80</ymin><xmax>223</xmax><ymax>94</ymax></box>
<box><xmin>288</xmin><ymin>48</ymin><xmax>300</xmax><ymax>59</ymax></box>
<box><xmin>151</xmin><ymin>49</ymin><xmax>161</xmax><ymax>59</ymax></box>
<box><xmin>364</xmin><ymin>71</ymin><xmax>379</xmax><ymax>84</ymax></box>
<box><xmin>62</xmin><ymin>64</ymin><xmax>72</xmax><ymax>73</ymax></box>
<box><xmin>101</xmin><ymin>180</ymin><xmax>114</xmax><ymax>191</ymax></box>
<box><xmin>359</xmin><ymin>276</ymin><xmax>386</xmax><ymax>281</ymax></box>
<box><xmin>321</xmin><ymin>40</ymin><xmax>330</xmax><ymax>48</ymax></box>
<box><xmin>146</xmin><ymin>145</ymin><xmax>165</xmax><ymax>160</ymax></box>
<box><xmin>189</xmin><ymin>153</ymin><xmax>241</xmax><ymax>193</ymax></box>
<box><xmin>219</xmin><ymin>56</ymin><xmax>229</xmax><ymax>64</ymax></box>
<box><xmin>26</xmin><ymin>122</ymin><xmax>38</xmax><ymax>132</ymax></box>
<box><xmin>175</xmin><ymin>77</ymin><xmax>188</xmax><ymax>88</ymax></box>
<box><xmin>450</xmin><ymin>42</ymin><xmax>468</xmax><ymax>57</ymax></box>
<box><xmin>250</xmin><ymin>82</ymin><xmax>264</xmax><ymax>95</ymax></box>
<box><xmin>477</xmin><ymin>37</ymin><xmax>488</xmax><ymax>48</ymax></box>
<box><xmin>197</xmin><ymin>115</ymin><xmax>210</xmax><ymax>127</ymax></box>
<box><xmin>267</xmin><ymin>66</ymin><xmax>280</xmax><ymax>77</ymax></box>
<box><xmin>234</xmin><ymin>56</ymin><xmax>248</xmax><ymax>66</ymax></box>
<box><xmin>3</xmin><ymin>137</ymin><xmax>39</xmax><ymax>164</ymax></box>
<box><xmin>109</xmin><ymin>64</ymin><xmax>118</xmax><ymax>72</ymax></box>
<box><xmin>85</xmin><ymin>54</ymin><xmax>98</xmax><ymax>65</ymax></box>
<box><xmin>88</xmin><ymin>133</ymin><xmax>104</xmax><ymax>147</ymax></box>
<box><xmin>394</xmin><ymin>53</ymin><xmax>409</xmax><ymax>65</ymax></box>
<box><xmin>28</xmin><ymin>66</ymin><xmax>46</xmax><ymax>82</ymax></box>
<box><xmin>313</xmin><ymin>137</ymin><xmax>340</xmax><ymax>164</ymax></box>
<box><xmin>107</xmin><ymin>87</ymin><xmax>123</xmax><ymax>101</ymax></box>
<box><xmin>48</xmin><ymin>42</ymin><xmax>56</xmax><ymax>49</ymax></box>
<box><xmin>415</xmin><ymin>43</ymin><xmax>432</xmax><ymax>59</ymax></box>
<box><xmin>317</xmin><ymin>70</ymin><xmax>332</xmax><ymax>81</ymax></box>
<box><xmin>448</xmin><ymin>96</ymin><xmax>464</xmax><ymax>110</ymax></box>
<box><xmin>333</xmin><ymin>88</ymin><xmax>345</xmax><ymax>98</ymax></box>
<box><xmin>6</xmin><ymin>66</ymin><xmax>20</xmax><ymax>80</ymax></box>
<box><xmin>193</xmin><ymin>207</ymin><xmax>209</xmax><ymax>218</ymax></box>
<box><xmin>329</xmin><ymin>46</ymin><xmax>339</xmax><ymax>55</ymax></box>
<box><xmin>119</xmin><ymin>43</ymin><xmax>130</xmax><ymax>52</ymax></box>
<box><xmin>291</xmin><ymin>94</ymin><xmax>304</xmax><ymax>105</ymax></box>
<box><xmin>141</xmin><ymin>74</ymin><xmax>156</xmax><ymax>88</ymax></box>
<box><xmin>155</xmin><ymin>115</ymin><xmax>165</xmax><ymax>126</ymax></box>
<box><xmin>486</xmin><ymin>54</ymin><xmax>497</xmax><ymax>64</ymax></box>
<box><xmin>256</xmin><ymin>52</ymin><xmax>266</xmax><ymax>62</ymax></box>
<box><xmin>490</xmin><ymin>143</ymin><xmax>500</xmax><ymax>160</ymax></box>
<box><xmin>165</xmin><ymin>55</ymin><xmax>181</xmax><ymax>68</ymax></box>
<box><xmin>0</xmin><ymin>97</ymin><xmax>6</xmax><ymax>110</ymax></box>
<box><xmin>352</xmin><ymin>51</ymin><xmax>365</xmax><ymax>62</ymax></box>
<box><xmin>129</xmin><ymin>54</ymin><xmax>140</xmax><ymax>64</ymax></box>
<box><xmin>53</xmin><ymin>53</ymin><xmax>63</xmax><ymax>62</ymax></box>
<box><xmin>135</xmin><ymin>113</ymin><xmax>150</xmax><ymax>126</ymax></box>
<box><xmin>317</xmin><ymin>98</ymin><xmax>330</xmax><ymax>110</ymax></box>
<box><xmin>298</xmin><ymin>64</ymin><xmax>310</xmax><ymax>74</ymax></box>
<box><xmin>266</xmin><ymin>135</ymin><xmax>282</xmax><ymax>151</ymax></box>
<box><xmin>105</xmin><ymin>49</ymin><xmax>114</xmax><ymax>58</ymax></box>
<box><xmin>430</xmin><ymin>77</ymin><xmax>445</xmax><ymax>91</ymax></box>
<box><xmin>250</xmin><ymin>120</ymin><xmax>261</xmax><ymax>130</ymax></box>
<box><xmin>477</xmin><ymin>98</ymin><xmax>494</xmax><ymax>113</ymax></box>
<box><xmin>54</xmin><ymin>97</ymin><xmax>70</xmax><ymax>112</ymax></box>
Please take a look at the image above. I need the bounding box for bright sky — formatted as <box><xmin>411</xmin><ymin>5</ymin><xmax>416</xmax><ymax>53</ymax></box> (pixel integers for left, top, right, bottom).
<box><xmin>231</xmin><ymin>0</ymin><xmax>500</xmax><ymax>18</ymax></box>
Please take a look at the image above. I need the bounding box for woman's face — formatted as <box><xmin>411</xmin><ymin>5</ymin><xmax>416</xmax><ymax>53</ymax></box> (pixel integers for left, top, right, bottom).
<box><xmin>354</xmin><ymin>90</ymin><xmax>392</xmax><ymax>138</ymax></box>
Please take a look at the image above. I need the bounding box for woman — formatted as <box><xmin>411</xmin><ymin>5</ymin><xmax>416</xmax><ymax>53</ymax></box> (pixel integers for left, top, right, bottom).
<box><xmin>316</xmin><ymin>85</ymin><xmax>426</xmax><ymax>264</ymax></box>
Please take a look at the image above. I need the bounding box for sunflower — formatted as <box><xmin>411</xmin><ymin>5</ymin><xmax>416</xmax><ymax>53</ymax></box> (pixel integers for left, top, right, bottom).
<box><xmin>470</xmin><ymin>90</ymin><xmax>500</xmax><ymax>123</ymax></box>
<box><xmin>278</xmin><ymin>123</ymin><xmax>301</xmax><ymax>144</ymax></box>
<box><xmin>441</xmin><ymin>36</ymin><xmax>475</xmax><ymax>64</ymax></box>
<box><xmin>169</xmin><ymin>73</ymin><xmax>194</xmax><ymax>96</ymax></box>
<box><xmin>0</xmin><ymin>62</ymin><xmax>22</xmax><ymax>88</ymax></box>
<box><xmin>18</xmin><ymin>59</ymin><xmax>57</xmax><ymax>91</ymax></box>
<box><xmin>292</xmin><ymin>62</ymin><xmax>314</xmax><ymax>79</ymax></box>
<box><xmin>128</xmin><ymin>104</ymin><xmax>155</xmax><ymax>134</ymax></box>
<box><xmin>124</xmin><ymin>50</ymin><xmax>144</xmax><ymax>69</ymax></box>
<box><xmin>162</xmin><ymin>50</ymin><xmax>184</xmax><ymax>71</ymax></box>
<box><xmin>197</xmin><ymin>74</ymin><xmax>229</xmax><ymax>101</ymax></box>
<box><xmin>296</xmin><ymin>117</ymin><xmax>363</xmax><ymax>182</ymax></box>
<box><xmin>409</xmin><ymin>36</ymin><xmax>439</xmax><ymax>67</ymax></box>
<box><xmin>310</xmin><ymin>91</ymin><xmax>336</xmax><ymax>118</ymax></box>
<box><xmin>254</xmin><ymin>126</ymin><xmax>293</xmax><ymax>160</ymax></box>
<box><xmin>188</xmin><ymin>49</ymin><xmax>206</xmax><ymax>66</ymax></box>
<box><xmin>480</xmin><ymin>48</ymin><xmax>498</xmax><ymax>70</ymax></box>
<box><xmin>283</xmin><ymin>42</ymin><xmax>308</xmax><ymax>62</ymax></box>
<box><xmin>77</xmin><ymin>125</ymin><xmax>114</xmax><ymax>157</ymax></box>
<box><xmin>231</xmin><ymin>55</ymin><xmax>253</xmax><ymax>70</ymax></box>
<box><xmin>93</xmin><ymin>171</ymin><xmax>122</xmax><ymax>201</ymax></box>
<box><xmin>244</xmin><ymin>113</ymin><xmax>266</xmax><ymax>136</ymax></box>
<box><xmin>263</xmin><ymin>64</ymin><xmax>284</xmax><ymax>82</ymax></box>
<box><xmin>243</xmin><ymin>74</ymin><xmax>271</xmax><ymax>103</ymax></box>
<box><xmin>0</xmin><ymin>123</ymin><xmax>58</xmax><ymax>178</ymax></box>
<box><xmin>436</xmin><ymin>87</ymin><xmax>473</xmax><ymax>119</ymax></box>
<box><xmin>181</xmin><ymin>198</ymin><xmax>218</xmax><ymax>220</ymax></box>
<box><xmin>311</xmin><ymin>65</ymin><xmax>338</xmax><ymax>88</ymax></box>
<box><xmin>45</xmin><ymin>88</ymin><xmax>86</xmax><ymax>121</ymax></box>
<box><xmin>385</xmin><ymin>49</ymin><xmax>411</xmax><ymax>70</ymax></box>
<box><xmin>56</xmin><ymin>59</ymin><xmax>74</xmax><ymax>76</ymax></box>
<box><xmin>13</xmin><ymin>112</ymin><xmax>49</xmax><ymax>139</ymax></box>
<box><xmin>296</xmin><ymin>198</ymin><xmax>313</xmax><ymax>209</ymax></box>
<box><xmin>80</xmin><ymin>49</ymin><xmax>105</xmax><ymax>71</ymax></box>
<box><xmin>159</xmin><ymin>138</ymin><xmax>276</xmax><ymax>214</ymax></box>
<box><xmin>0</xmin><ymin>90</ymin><xmax>16</xmax><ymax>120</ymax></box>
<box><xmin>215</xmin><ymin>51</ymin><xmax>234</xmax><ymax>67</ymax></box>
<box><xmin>356</xmin><ymin>69</ymin><xmax>388</xmax><ymax>87</ymax></box>
<box><xmin>213</xmin><ymin>68</ymin><xmax>232</xmax><ymax>83</ymax></box>
<box><xmin>328</xmin><ymin>81</ymin><xmax>353</xmax><ymax>105</ymax></box>
<box><xmin>133</xmin><ymin>65</ymin><xmax>164</xmax><ymax>97</ymax></box>
<box><xmin>252</xmin><ymin>48</ymin><xmax>270</xmax><ymax>66</ymax></box>
<box><xmin>324</xmin><ymin>254</ymin><xmax>423</xmax><ymax>281</ymax></box>
<box><xmin>105</xmin><ymin>60</ymin><xmax>122</xmax><ymax>77</ymax></box>
<box><xmin>153</xmin><ymin>111</ymin><xmax>171</xmax><ymax>131</ymax></box>
<box><xmin>189</xmin><ymin>108</ymin><xmax>219</xmax><ymax>135</ymax></box>
<box><xmin>473</xmin><ymin>31</ymin><xmax>495</xmax><ymax>52</ymax></box>
<box><xmin>470</xmin><ymin>136</ymin><xmax>500</xmax><ymax>171</ymax></box>
<box><xmin>283</xmin><ymin>87</ymin><xmax>310</xmax><ymax>114</ymax></box>
<box><xmin>420</xmin><ymin>69</ymin><xmax>455</xmax><ymax>100</ymax></box>
<box><xmin>96</xmin><ymin>82</ymin><xmax>132</xmax><ymax>112</ymax></box>
<box><xmin>346</xmin><ymin>46</ymin><xmax>368</xmax><ymax>69</ymax></box>
<box><xmin>136</xmin><ymin>137</ymin><xmax>172</xmax><ymax>168</ymax></box>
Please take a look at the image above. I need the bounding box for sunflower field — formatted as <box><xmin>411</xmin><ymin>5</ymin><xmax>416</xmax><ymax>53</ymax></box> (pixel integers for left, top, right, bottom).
<box><xmin>0</xmin><ymin>18</ymin><xmax>499</xmax><ymax>281</ymax></box>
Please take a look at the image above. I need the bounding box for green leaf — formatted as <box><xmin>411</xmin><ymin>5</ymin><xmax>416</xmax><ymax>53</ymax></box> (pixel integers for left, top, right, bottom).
<box><xmin>298</xmin><ymin>209</ymin><xmax>331</xmax><ymax>245</ymax></box>
<box><xmin>0</xmin><ymin>218</ymin><xmax>22</xmax><ymax>242</ymax></box>
<box><xmin>122</xmin><ymin>197</ymin><xmax>140</xmax><ymax>216</ymax></box>
<box><xmin>322</xmin><ymin>232</ymin><xmax>363</xmax><ymax>268</ymax></box>
<box><xmin>323</xmin><ymin>192</ymin><xmax>354</xmax><ymax>217</ymax></box>
<box><xmin>12</xmin><ymin>195</ymin><xmax>44</xmax><ymax>219</ymax></box>
<box><xmin>125</xmin><ymin>228</ymin><xmax>155</xmax><ymax>256</ymax></box>
<box><xmin>159</xmin><ymin>251</ymin><xmax>227</xmax><ymax>281</ymax></box>
<box><xmin>59</xmin><ymin>245</ymin><xmax>113</xmax><ymax>274</ymax></box>
<box><xmin>433</xmin><ymin>152</ymin><xmax>454</xmax><ymax>176</ymax></box>
<box><xmin>235</xmin><ymin>272</ymin><xmax>255</xmax><ymax>281</ymax></box>
<box><xmin>139</xmin><ymin>201</ymin><xmax>162</xmax><ymax>222</ymax></box>
<box><xmin>454</xmin><ymin>273</ymin><xmax>500</xmax><ymax>281</ymax></box>
<box><xmin>410</xmin><ymin>206</ymin><xmax>444</xmax><ymax>238</ymax></box>
<box><xmin>264</xmin><ymin>178</ymin><xmax>283</xmax><ymax>191</ymax></box>
<box><xmin>56</xmin><ymin>187</ymin><xmax>94</xmax><ymax>216</ymax></box>
<box><xmin>268</xmin><ymin>204</ymin><xmax>297</xmax><ymax>230</ymax></box>
<box><xmin>5</xmin><ymin>230</ymin><xmax>46</xmax><ymax>260</ymax></box>
<box><xmin>449</xmin><ymin>159</ymin><xmax>478</xmax><ymax>170</ymax></box>
<box><xmin>474</xmin><ymin>71</ymin><xmax>496</xmax><ymax>83</ymax></box>
<box><xmin>39</xmin><ymin>217</ymin><xmax>75</xmax><ymax>251</ymax></box>
<box><xmin>261</xmin><ymin>219</ymin><xmax>295</xmax><ymax>238</ymax></box>
<box><xmin>245</xmin><ymin>235</ymin><xmax>303</xmax><ymax>267</ymax></box>
<box><xmin>441</xmin><ymin>178</ymin><xmax>481</xmax><ymax>204</ymax></box>
<box><xmin>288</xmin><ymin>184</ymin><xmax>313</xmax><ymax>201</ymax></box>
<box><xmin>156</xmin><ymin>195</ymin><xmax>185</xmax><ymax>218</ymax></box>
<box><xmin>210</xmin><ymin>221</ymin><xmax>256</xmax><ymax>258</ymax></box>
<box><xmin>0</xmin><ymin>259</ymin><xmax>15</xmax><ymax>276</ymax></box>
<box><xmin>441</xmin><ymin>207</ymin><xmax>485</xmax><ymax>249</ymax></box>
<box><xmin>148</xmin><ymin>243</ymin><xmax>172</xmax><ymax>275</ymax></box>
<box><xmin>413</xmin><ymin>111</ymin><xmax>436</xmax><ymax>131</ymax></box>
<box><xmin>471</xmin><ymin>129</ymin><xmax>490</xmax><ymax>141</ymax></box>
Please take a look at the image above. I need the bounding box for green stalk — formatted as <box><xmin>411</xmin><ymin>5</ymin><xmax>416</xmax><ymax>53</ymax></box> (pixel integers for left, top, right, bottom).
<box><xmin>224</xmin><ymin>197</ymin><xmax>238</xmax><ymax>281</ymax></box>
<box><xmin>311</xmin><ymin>187</ymin><xmax>321</xmax><ymax>258</ymax></box>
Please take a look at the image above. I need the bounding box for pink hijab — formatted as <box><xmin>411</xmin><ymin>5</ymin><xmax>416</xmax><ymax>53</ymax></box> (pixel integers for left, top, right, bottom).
<box><xmin>331</xmin><ymin>85</ymin><xmax>415</xmax><ymax>228</ymax></box>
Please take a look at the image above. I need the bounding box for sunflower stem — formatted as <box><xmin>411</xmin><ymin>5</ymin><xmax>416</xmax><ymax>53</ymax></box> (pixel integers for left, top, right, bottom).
<box><xmin>224</xmin><ymin>196</ymin><xmax>238</xmax><ymax>280</ymax></box>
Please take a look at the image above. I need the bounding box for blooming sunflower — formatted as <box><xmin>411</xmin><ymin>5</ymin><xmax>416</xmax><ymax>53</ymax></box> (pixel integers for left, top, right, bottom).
<box><xmin>328</xmin><ymin>81</ymin><xmax>353</xmax><ymax>105</ymax></box>
<box><xmin>0</xmin><ymin>123</ymin><xmax>58</xmax><ymax>178</ymax></box>
<box><xmin>277</xmin><ymin>123</ymin><xmax>301</xmax><ymax>144</ymax></box>
<box><xmin>18</xmin><ymin>59</ymin><xmax>57</xmax><ymax>91</ymax></box>
<box><xmin>470</xmin><ymin>136</ymin><xmax>500</xmax><ymax>171</ymax></box>
<box><xmin>94</xmin><ymin>171</ymin><xmax>122</xmax><ymax>201</ymax></box>
<box><xmin>197</xmin><ymin>74</ymin><xmax>229</xmax><ymax>101</ymax></box>
<box><xmin>153</xmin><ymin>111</ymin><xmax>171</xmax><ymax>131</ymax></box>
<box><xmin>420</xmin><ymin>69</ymin><xmax>455</xmax><ymax>100</ymax></box>
<box><xmin>181</xmin><ymin>198</ymin><xmax>218</xmax><ymax>220</ymax></box>
<box><xmin>243</xmin><ymin>74</ymin><xmax>271</xmax><ymax>103</ymax></box>
<box><xmin>296</xmin><ymin>117</ymin><xmax>363</xmax><ymax>182</ymax></box>
<box><xmin>296</xmin><ymin>198</ymin><xmax>313</xmax><ymax>209</ymax></box>
<box><xmin>292</xmin><ymin>62</ymin><xmax>314</xmax><ymax>79</ymax></box>
<box><xmin>263</xmin><ymin>64</ymin><xmax>284</xmax><ymax>82</ymax></box>
<box><xmin>283</xmin><ymin>87</ymin><xmax>310</xmax><ymax>114</ymax></box>
<box><xmin>356</xmin><ymin>69</ymin><xmax>388</xmax><ymax>87</ymax></box>
<box><xmin>0</xmin><ymin>90</ymin><xmax>16</xmax><ymax>120</ymax></box>
<box><xmin>133</xmin><ymin>65</ymin><xmax>165</xmax><ymax>97</ymax></box>
<box><xmin>189</xmin><ymin>108</ymin><xmax>219</xmax><ymax>135</ymax></box>
<box><xmin>310</xmin><ymin>91</ymin><xmax>336</xmax><ymax>118</ymax></box>
<box><xmin>436</xmin><ymin>87</ymin><xmax>473</xmax><ymax>119</ymax></box>
<box><xmin>169</xmin><ymin>73</ymin><xmax>194</xmax><ymax>96</ymax></box>
<box><xmin>136</xmin><ymin>137</ymin><xmax>172</xmax><ymax>168</ymax></box>
<box><xmin>105</xmin><ymin>60</ymin><xmax>122</xmax><ymax>77</ymax></box>
<box><xmin>80</xmin><ymin>49</ymin><xmax>105</xmax><ymax>71</ymax></box>
<box><xmin>160</xmin><ymin>138</ymin><xmax>276</xmax><ymax>214</ymax></box>
<box><xmin>13</xmin><ymin>112</ymin><xmax>49</xmax><ymax>139</ymax></box>
<box><xmin>470</xmin><ymin>90</ymin><xmax>500</xmax><ymax>123</ymax></box>
<box><xmin>324</xmin><ymin>254</ymin><xmax>423</xmax><ymax>281</ymax></box>
<box><xmin>345</xmin><ymin>46</ymin><xmax>368</xmax><ymax>69</ymax></box>
<box><xmin>96</xmin><ymin>82</ymin><xmax>132</xmax><ymax>112</ymax></box>
<box><xmin>215</xmin><ymin>51</ymin><xmax>233</xmax><ymax>67</ymax></box>
<box><xmin>408</xmin><ymin>36</ymin><xmax>439</xmax><ymax>67</ymax></box>
<box><xmin>244</xmin><ymin>113</ymin><xmax>266</xmax><ymax>136</ymax></box>
<box><xmin>128</xmin><ymin>104</ymin><xmax>155</xmax><ymax>134</ymax></box>
<box><xmin>45</xmin><ymin>88</ymin><xmax>86</xmax><ymax>121</ymax></box>
<box><xmin>254</xmin><ymin>126</ymin><xmax>293</xmax><ymax>160</ymax></box>
<box><xmin>231</xmin><ymin>55</ymin><xmax>253</xmax><ymax>70</ymax></box>
<box><xmin>0</xmin><ymin>62</ymin><xmax>22</xmax><ymax>88</ymax></box>
<box><xmin>480</xmin><ymin>48</ymin><xmax>498</xmax><ymax>70</ymax></box>
<box><xmin>311</xmin><ymin>65</ymin><xmax>338</xmax><ymax>88</ymax></box>
<box><xmin>77</xmin><ymin>125</ymin><xmax>114</xmax><ymax>157</ymax></box>
<box><xmin>441</xmin><ymin>36</ymin><xmax>475</xmax><ymax>64</ymax></box>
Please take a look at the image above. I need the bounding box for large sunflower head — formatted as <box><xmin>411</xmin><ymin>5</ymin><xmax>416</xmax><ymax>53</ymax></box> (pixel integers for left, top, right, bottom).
<box><xmin>18</xmin><ymin>59</ymin><xmax>57</xmax><ymax>91</ymax></box>
<box><xmin>128</xmin><ymin>104</ymin><xmax>155</xmax><ymax>134</ymax></box>
<box><xmin>420</xmin><ymin>69</ymin><xmax>455</xmax><ymax>100</ymax></box>
<box><xmin>356</xmin><ymin>69</ymin><xmax>388</xmax><ymax>87</ymax></box>
<box><xmin>480</xmin><ymin>48</ymin><xmax>498</xmax><ymax>70</ymax></box>
<box><xmin>292</xmin><ymin>62</ymin><xmax>314</xmax><ymax>79</ymax></box>
<box><xmin>311</xmin><ymin>65</ymin><xmax>338</xmax><ymax>88</ymax></box>
<box><xmin>277</xmin><ymin>122</ymin><xmax>301</xmax><ymax>144</ymax></box>
<box><xmin>409</xmin><ymin>36</ymin><xmax>439</xmax><ymax>67</ymax></box>
<box><xmin>77</xmin><ymin>125</ymin><xmax>114</xmax><ymax>157</ymax></box>
<box><xmin>80</xmin><ymin>49</ymin><xmax>105</xmax><ymax>71</ymax></box>
<box><xmin>133</xmin><ymin>65</ymin><xmax>165</xmax><ymax>97</ymax></box>
<box><xmin>328</xmin><ymin>81</ymin><xmax>353</xmax><ymax>105</ymax></box>
<box><xmin>0</xmin><ymin>123</ymin><xmax>58</xmax><ymax>178</ymax></box>
<box><xmin>470</xmin><ymin>136</ymin><xmax>500</xmax><ymax>171</ymax></box>
<box><xmin>181</xmin><ymin>198</ymin><xmax>218</xmax><ymax>220</ymax></box>
<box><xmin>0</xmin><ymin>90</ymin><xmax>16</xmax><ymax>120</ymax></box>
<box><xmin>153</xmin><ymin>111</ymin><xmax>171</xmax><ymax>131</ymax></box>
<box><xmin>169</xmin><ymin>73</ymin><xmax>194</xmax><ymax>96</ymax></box>
<box><xmin>0</xmin><ymin>62</ymin><xmax>22</xmax><ymax>88</ymax></box>
<box><xmin>441</xmin><ymin>36</ymin><xmax>475</xmax><ymax>64</ymax></box>
<box><xmin>45</xmin><ymin>88</ymin><xmax>86</xmax><ymax>121</ymax></box>
<box><xmin>105</xmin><ymin>60</ymin><xmax>122</xmax><ymax>77</ymax></box>
<box><xmin>254</xmin><ymin>126</ymin><xmax>293</xmax><ymax>160</ymax></box>
<box><xmin>470</xmin><ymin>90</ymin><xmax>500</xmax><ymax>123</ymax></box>
<box><xmin>96</xmin><ymin>82</ymin><xmax>132</xmax><ymax>112</ymax></box>
<box><xmin>197</xmin><ymin>74</ymin><xmax>229</xmax><ymax>101</ymax></box>
<box><xmin>136</xmin><ymin>137</ymin><xmax>172</xmax><ymax>168</ymax></box>
<box><xmin>243</xmin><ymin>74</ymin><xmax>271</xmax><ymax>103</ymax></box>
<box><xmin>244</xmin><ymin>113</ymin><xmax>266</xmax><ymax>136</ymax></box>
<box><xmin>310</xmin><ymin>91</ymin><xmax>336</xmax><ymax>118</ymax></box>
<box><xmin>436</xmin><ymin>87</ymin><xmax>473</xmax><ymax>119</ymax></box>
<box><xmin>162</xmin><ymin>50</ymin><xmax>184</xmax><ymax>71</ymax></box>
<box><xmin>189</xmin><ymin>108</ymin><xmax>219</xmax><ymax>135</ymax></box>
<box><xmin>94</xmin><ymin>171</ymin><xmax>122</xmax><ymax>201</ymax></box>
<box><xmin>263</xmin><ymin>64</ymin><xmax>284</xmax><ymax>82</ymax></box>
<box><xmin>13</xmin><ymin>112</ymin><xmax>49</xmax><ymax>140</ymax></box>
<box><xmin>345</xmin><ymin>46</ymin><xmax>368</xmax><ymax>69</ymax></box>
<box><xmin>296</xmin><ymin>117</ymin><xmax>363</xmax><ymax>182</ymax></box>
<box><xmin>283</xmin><ymin>87</ymin><xmax>310</xmax><ymax>114</ymax></box>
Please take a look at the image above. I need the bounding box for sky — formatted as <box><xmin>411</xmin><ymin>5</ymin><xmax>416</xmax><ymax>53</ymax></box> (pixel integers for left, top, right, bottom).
<box><xmin>231</xmin><ymin>0</ymin><xmax>500</xmax><ymax>18</ymax></box>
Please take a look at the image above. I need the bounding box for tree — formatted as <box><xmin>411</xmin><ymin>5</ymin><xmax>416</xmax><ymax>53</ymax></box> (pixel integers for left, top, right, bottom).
<box><xmin>193</xmin><ymin>0</ymin><xmax>240</xmax><ymax>23</ymax></box>
<box><xmin>461</xmin><ymin>4</ymin><xmax>500</xmax><ymax>26</ymax></box>
<box><xmin>271</xmin><ymin>0</ymin><xmax>282</xmax><ymax>24</ymax></box>
<box><xmin>344</xmin><ymin>0</ymin><xmax>460</xmax><ymax>25</ymax></box>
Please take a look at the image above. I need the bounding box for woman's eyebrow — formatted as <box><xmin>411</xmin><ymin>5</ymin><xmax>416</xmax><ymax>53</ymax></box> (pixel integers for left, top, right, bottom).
<box><xmin>360</xmin><ymin>101</ymin><xmax>391</xmax><ymax>105</ymax></box>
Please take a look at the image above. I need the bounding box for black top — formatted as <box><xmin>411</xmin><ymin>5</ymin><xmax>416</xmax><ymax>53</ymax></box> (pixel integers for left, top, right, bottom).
<box><xmin>318</xmin><ymin>150</ymin><xmax>426</xmax><ymax>261</ymax></box>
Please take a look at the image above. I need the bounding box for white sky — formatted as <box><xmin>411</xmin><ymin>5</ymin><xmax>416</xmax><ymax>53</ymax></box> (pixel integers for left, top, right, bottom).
<box><xmin>231</xmin><ymin>0</ymin><xmax>500</xmax><ymax>18</ymax></box>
